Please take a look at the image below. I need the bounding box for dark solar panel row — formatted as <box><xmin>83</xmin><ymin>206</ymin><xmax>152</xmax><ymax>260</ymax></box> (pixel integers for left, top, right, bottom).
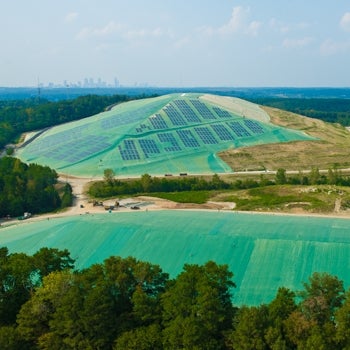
<box><xmin>164</xmin><ymin>104</ymin><xmax>187</xmax><ymax>126</ymax></box>
<box><xmin>173</xmin><ymin>100</ymin><xmax>201</xmax><ymax>123</ymax></box>
<box><xmin>119</xmin><ymin>139</ymin><xmax>140</xmax><ymax>160</ymax></box>
<box><xmin>45</xmin><ymin>135</ymin><xmax>111</xmax><ymax>163</ymax></box>
<box><xmin>227</xmin><ymin>122</ymin><xmax>251</xmax><ymax>137</ymax></box>
<box><xmin>149</xmin><ymin>114</ymin><xmax>168</xmax><ymax>129</ymax></box>
<box><xmin>194</xmin><ymin>127</ymin><xmax>219</xmax><ymax>144</ymax></box>
<box><xmin>28</xmin><ymin>125</ymin><xmax>89</xmax><ymax>152</ymax></box>
<box><xmin>139</xmin><ymin>139</ymin><xmax>160</xmax><ymax>158</ymax></box>
<box><xmin>135</xmin><ymin>123</ymin><xmax>150</xmax><ymax>133</ymax></box>
<box><xmin>213</xmin><ymin>107</ymin><xmax>232</xmax><ymax>119</ymax></box>
<box><xmin>243</xmin><ymin>119</ymin><xmax>265</xmax><ymax>134</ymax></box>
<box><xmin>38</xmin><ymin>135</ymin><xmax>111</xmax><ymax>162</ymax></box>
<box><xmin>190</xmin><ymin>100</ymin><xmax>216</xmax><ymax>120</ymax></box>
<box><xmin>176</xmin><ymin>130</ymin><xmax>200</xmax><ymax>148</ymax></box>
<box><xmin>101</xmin><ymin>109</ymin><xmax>146</xmax><ymax>130</ymax></box>
<box><xmin>157</xmin><ymin>133</ymin><xmax>182</xmax><ymax>152</ymax></box>
<box><xmin>210</xmin><ymin>124</ymin><xmax>235</xmax><ymax>141</ymax></box>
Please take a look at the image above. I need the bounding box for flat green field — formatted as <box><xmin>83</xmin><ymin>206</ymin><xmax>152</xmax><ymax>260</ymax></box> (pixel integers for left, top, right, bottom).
<box><xmin>1</xmin><ymin>210</ymin><xmax>350</xmax><ymax>306</ymax></box>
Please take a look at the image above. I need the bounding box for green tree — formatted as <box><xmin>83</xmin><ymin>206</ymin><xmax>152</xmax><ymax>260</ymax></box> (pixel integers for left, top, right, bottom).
<box><xmin>228</xmin><ymin>305</ymin><xmax>269</xmax><ymax>350</ymax></box>
<box><xmin>335</xmin><ymin>290</ymin><xmax>350</xmax><ymax>347</ymax></box>
<box><xmin>0</xmin><ymin>247</ymin><xmax>74</xmax><ymax>326</ymax></box>
<box><xmin>104</xmin><ymin>168</ymin><xmax>115</xmax><ymax>184</ymax></box>
<box><xmin>309</xmin><ymin>167</ymin><xmax>321</xmax><ymax>185</ymax></box>
<box><xmin>140</xmin><ymin>173</ymin><xmax>152</xmax><ymax>192</ymax></box>
<box><xmin>300</xmin><ymin>272</ymin><xmax>345</xmax><ymax>324</ymax></box>
<box><xmin>265</xmin><ymin>287</ymin><xmax>296</xmax><ymax>349</ymax></box>
<box><xmin>275</xmin><ymin>168</ymin><xmax>287</xmax><ymax>185</ymax></box>
<box><xmin>0</xmin><ymin>326</ymin><xmax>30</xmax><ymax>350</ymax></box>
<box><xmin>33</xmin><ymin>247</ymin><xmax>75</xmax><ymax>279</ymax></box>
<box><xmin>114</xmin><ymin>324</ymin><xmax>163</xmax><ymax>350</ymax></box>
<box><xmin>162</xmin><ymin>261</ymin><xmax>235</xmax><ymax>349</ymax></box>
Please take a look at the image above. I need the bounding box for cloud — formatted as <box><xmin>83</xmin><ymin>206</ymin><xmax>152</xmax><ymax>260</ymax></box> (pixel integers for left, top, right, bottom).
<box><xmin>269</xmin><ymin>18</ymin><xmax>310</xmax><ymax>35</ymax></box>
<box><xmin>282</xmin><ymin>37</ymin><xmax>313</xmax><ymax>49</ymax></box>
<box><xmin>76</xmin><ymin>21</ymin><xmax>123</xmax><ymax>40</ymax></box>
<box><xmin>340</xmin><ymin>12</ymin><xmax>350</xmax><ymax>32</ymax></box>
<box><xmin>125</xmin><ymin>27</ymin><xmax>164</xmax><ymax>40</ymax></box>
<box><xmin>65</xmin><ymin>12</ymin><xmax>78</xmax><ymax>23</ymax></box>
<box><xmin>198</xmin><ymin>6</ymin><xmax>261</xmax><ymax>38</ymax></box>
<box><xmin>320</xmin><ymin>39</ymin><xmax>350</xmax><ymax>55</ymax></box>
<box><xmin>75</xmin><ymin>21</ymin><xmax>166</xmax><ymax>43</ymax></box>
<box><xmin>218</xmin><ymin>6</ymin><xmax>246</xmax><ymax>34</ymax></box>
<box><xmin>246</xmin><ymin>21</ymin><xmax>261</xmax><ymax>37</ymax></box>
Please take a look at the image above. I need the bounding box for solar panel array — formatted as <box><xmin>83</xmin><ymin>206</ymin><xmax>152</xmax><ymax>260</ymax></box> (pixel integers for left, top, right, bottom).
<box><xmin>27</xmin><ymin>125</ymin><xmax>89</xmax><ymax>153</ymax></box>
<box><xmin>177</xmin><ymin>130</ymin><xmax>200</xmax><ymax>148</ymax></box>
<box><xmin>114</xmin><ymin>99</ymin><xmax>268</xmax><ymax>162</ymax></box>
<box><xmin>44</xmin><ymin>135</ymin><xmax>111</xmax><ymax>163</ymax></box>
<box><xmin>190</xmin><ymin>99</ymin><xmax>216</xmax><ymax>120</ymax></box>
<box><xmin>173</xmin><ymin>100</ymin><xmax>201</xmax><ymax>123</ymax></box>
<box><xmin>164</xmin><ymin>104</ymin><xmax>187</xmax><ymax>126</ymax></box>
<box><xmin>158</xmin><ymin>133</ymin><xmax>182</xmax><ymax>152</ymax></box>
<box><xmin>135</xmin><ymin>123</ymin><xmax>151</xmax><ymax>133</ymax></box>
<box><xmin>194</xmin><ymin>127</ymin><xmax>219</xmax><ymax>144</ymax></box>
<box><xmin>213</xmin><ymin>107</ymin><xmax>232</xmax><ymax>119</ymax></box>
<box><xmin>149</xmin><ymin>114</ymin><xmax>168</xmax><ymax>129</ymax></box>
<box><xmin>139</xmin><ymin>139</ymin><xmax>160</xmax><ymax>158</ymax></box>
<box><xmin>227</xmin><ymin>122</ymin><xmax>251</xmax><ymax>137</ymax></box>
<box><xmin>244</xmin><ymin>119</ymin><xmax>265</xmax><ymax>134</ymax></box>
<box><xmin>210</xmin><ymin>124</ymin><xmax>235</xmax><ymax>141</ymax></box>
<box><xmin>119</xmin><ymin>140</ymin><xmax>140</xmax><ymax>161</ymax></box>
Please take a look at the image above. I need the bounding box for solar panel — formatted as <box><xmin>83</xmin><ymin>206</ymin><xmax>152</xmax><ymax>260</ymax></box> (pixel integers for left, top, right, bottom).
<box><xmin>190</xmin><ymin>100</ymin><xmax>216</xmax><ymax>120</ymax></box>
<box><xmin>164</xmin><ymin>105</ymin><xmax>187</xmax><ymax>126</ymax></box>
<box><xmin>213</xmin><ymin>107</ymin><xmax>232</xmax><ymax>119</ymax></box>
<box><xmin>177</xmin><ymin>130</ymin><xmax>200</xmax><ymax>148</ymax></box>
<box><xmin>173</xmin><ymin>100</ymin><xmax>201</xmax><ymax>123</ymax></box>
<box><xmin>119</xmin><ymin>139</ymin><xmax>140</xmax><ymax>160</ymax></box>
<box><xmin>194</xmin><ymin>127</ymin><xmax>219</xmax><ymax>144</ymax></box>
<box><xmin>139</xmin><ymin>139</ymin><xmax>160</xmax><ymax>158</ymax></box>
<box><xmin>243</xmin><ymin>119</ymin><xmax>265</xmax><ymax>134</ymax></box>
<box><xmin>210</xmin><ymin>124</ymin><xmax>235</xmax><ymax>141</ymax></box>
<box><xmin>157</xmin><ymin>133</ymin><xmax>182</xmax><ymax>152</ymax></box>
<box><xmin>227</xmin><ymin>122</ymin><xmax>251</xmax><ymax>137</ymax></box>
<box><xmin>149</xmin><ymin>114</ymin><xmax>168</xmax><ymax>129</ymax></box>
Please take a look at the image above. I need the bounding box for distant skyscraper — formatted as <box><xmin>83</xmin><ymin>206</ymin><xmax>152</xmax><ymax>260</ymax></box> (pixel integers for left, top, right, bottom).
<box><xmin>114</xmin><ymin>77</ymin><xmax>120</xmax><ymax>87</ymax></box>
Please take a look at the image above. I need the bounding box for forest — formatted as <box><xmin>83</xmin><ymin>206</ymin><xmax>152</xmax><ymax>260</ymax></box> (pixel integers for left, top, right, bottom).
<box><xmin>250</xmin><ymin>97</ymin><xmax>350</xmax><ymax>126</ymax></box>
<box><xmin>0</xmin><ymin>247</ymin><xmax>349</xmax><ymax>349</ymax></box>
<box><xmin>0</xmin><ymin>157</ymin><xmax>72</xmax><ymax>217</ymax></box>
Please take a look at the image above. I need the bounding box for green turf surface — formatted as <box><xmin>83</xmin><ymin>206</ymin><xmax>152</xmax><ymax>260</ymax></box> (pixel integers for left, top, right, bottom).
<box><xmin>1</xmin><ymin>210</ymin><xmax>350</xmax><ymax>306</ymax></box>
<box><xmin>16</xmin><ymin>94</ymin><xmax>314</xmax><ymax>177</ymax></box>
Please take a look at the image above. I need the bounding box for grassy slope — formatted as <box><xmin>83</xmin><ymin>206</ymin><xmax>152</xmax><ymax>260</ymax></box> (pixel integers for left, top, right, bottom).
<box><xmin>219</xmin><ymin>106</ymin><xmax>350</xmax><ymax>171</ymax></box>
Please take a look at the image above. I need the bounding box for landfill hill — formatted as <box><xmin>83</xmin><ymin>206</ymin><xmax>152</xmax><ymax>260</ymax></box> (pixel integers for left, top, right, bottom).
<box><xmin>15</xmin><ymin>93</ymin><xmax>314</xmax><ymax>177</ymax></box>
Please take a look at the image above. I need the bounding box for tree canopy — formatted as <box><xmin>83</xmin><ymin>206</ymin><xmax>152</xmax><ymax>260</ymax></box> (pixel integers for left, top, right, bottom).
<box><xmin>1</xmin><ymin>247</ymin><xmax>350</xmax><ymax>349</ymax></box>
<box><xmin>0</xmin><ymin>157</ymin><xmax>72</xmax><ymax>217</ymax></box>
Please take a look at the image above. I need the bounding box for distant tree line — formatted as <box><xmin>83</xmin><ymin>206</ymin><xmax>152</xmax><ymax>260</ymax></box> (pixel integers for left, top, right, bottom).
<box><xmin>1</xmin><ymin>247</ymin><xmax>350</xmax><ymax>349</ymax></box>
<box><xmin>0</xmin><ymin>157</ymin><xmax>72</xmax><ymax>217</ymax></box>
<box><xmin>0</xmin><ymin>94</ymin><xmax>150</xmax><ymax>149</ymax></box>
<box><xmin>250</xmin><ymin>97</ymin><xmax>350</xmax><ymax>126</ymax></box>
<box><xmin>89</xmin><ymin>168</ymin><xmax>350</xmax><ymax>198</ymax></box>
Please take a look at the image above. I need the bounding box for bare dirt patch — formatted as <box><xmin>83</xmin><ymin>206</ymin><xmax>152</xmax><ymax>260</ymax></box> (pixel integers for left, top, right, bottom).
<box><xmin>219</xmin><ymin>106</ymin><xmax>350</xmax><ymax>172</ymax></box>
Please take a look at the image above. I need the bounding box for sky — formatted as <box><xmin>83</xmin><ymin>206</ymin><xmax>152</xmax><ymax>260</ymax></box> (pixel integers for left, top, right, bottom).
<box><xmin>1</xmin><ymin>0</ymin><xmax>350</xmax><ymax>87</ymax></box>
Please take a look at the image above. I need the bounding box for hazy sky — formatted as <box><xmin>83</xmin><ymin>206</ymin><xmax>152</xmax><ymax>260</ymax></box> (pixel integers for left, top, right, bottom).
<box><xmin>1</xmin><ymin>0</ymin><xmax>350</xmax><ymax>87</ymax></box>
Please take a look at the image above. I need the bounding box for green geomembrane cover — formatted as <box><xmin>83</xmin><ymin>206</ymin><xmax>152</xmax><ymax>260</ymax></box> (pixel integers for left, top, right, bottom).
<box><xmin>15</xmin><ymin>93</ymin><xmax>314</xmax><ymax>177</ymax></box>
<box><xmin>1</xmin><ymin>210</ymin><xmax>350</xmax><ymax>306</ymax></box>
